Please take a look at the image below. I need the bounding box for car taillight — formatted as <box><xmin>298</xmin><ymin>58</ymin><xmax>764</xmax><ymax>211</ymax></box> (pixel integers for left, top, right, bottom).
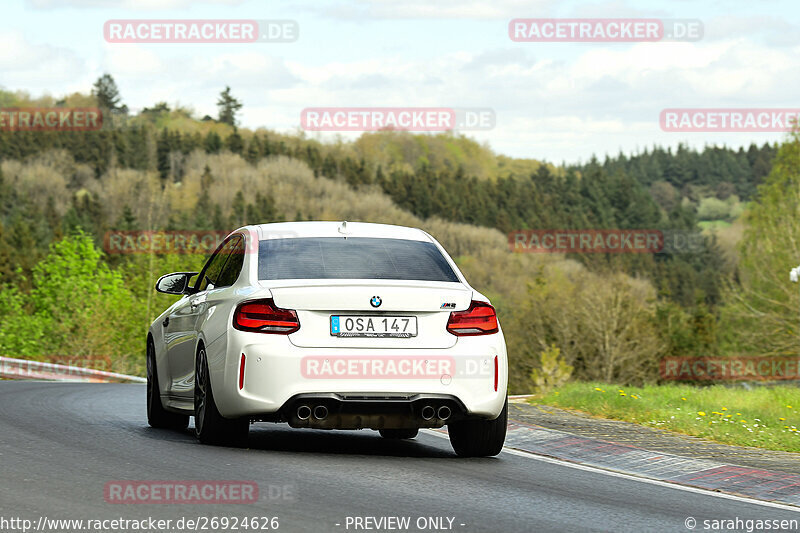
<box><xmin>233</xmin><ymin>299</ymin><xmax>300</xmax><ymax>334</ymax></box>
<box><xmin>446</xmin><ymin>300</ymin><xmax>498</xmax><ymax>336</ymax></box>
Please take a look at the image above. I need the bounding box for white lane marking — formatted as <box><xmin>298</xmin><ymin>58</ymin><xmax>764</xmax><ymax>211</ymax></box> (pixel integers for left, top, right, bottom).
<box><xmin>420</xmin><ymin>429</ymin><xmax>800</xmax><ymax>513</ymax></box>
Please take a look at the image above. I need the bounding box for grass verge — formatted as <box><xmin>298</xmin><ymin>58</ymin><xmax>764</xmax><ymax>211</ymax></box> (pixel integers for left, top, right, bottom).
<box><xmin>533</xmin><ymin>382</ymin><xmax>800</xmax><ymax>453</ymax></box>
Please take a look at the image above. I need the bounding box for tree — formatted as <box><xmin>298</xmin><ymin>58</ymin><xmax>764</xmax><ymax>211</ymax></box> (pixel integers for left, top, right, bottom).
<box><xmin>529</xmin><ymin>345</ymin><xmax>573</xmax><ymax>394</ymax></box>
<box><xmin>245</xmin><ymin>136</ymin><xmax>262</xmax><ymax>164</ymax></box>
<box><xmin>225</xmin><ymin>129</ymin><xmax>244</xmax><ymax>154</ymax></box>
<box><xmin>650</xmin><ymin>180</ymin><xmax>678</xmax><ymax>212</ymax></box>
<box><xmin>0</xmin><ymin>233</ymin><xmax>137</xmax><ymax>365</ymax></box>
<box><xmin>724</xmin><ymin>131</ymin><xmax>800</xmax><ymax>356</ymax></box>
<box><xmin>696</xmin><ymin>197</ymin><xmax>730</xmax><ymax>221</ymax></box>
<box><xmin>216</xmin><ymin>86</ymin><xmax>243</xmax><ymax>126</ymax></box>
<box><xmin>116</xmin><ymin>205</ymin><xmax>137</xmax><ymax>230</ymax></box>
<box><xmin>91</xmin><ymin>74</ymin><xmax>128</xmax><ymax>114</ymax></box>
<box><xmin>141</xmin><ymin>102</ymin><xmax>170</xmax><ymax>119</ymax></box>
<box><xmin>200</xmin><ymin>165</ymin><xmax>214</xmax><ymax>189</ymax></box>
<box><xmin>204</xmin><ymin>132</ymin><xmax>222</xmax><ymax>154</ymax></box>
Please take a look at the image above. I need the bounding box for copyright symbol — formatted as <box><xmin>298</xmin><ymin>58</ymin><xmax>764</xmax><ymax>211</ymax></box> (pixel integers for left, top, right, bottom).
<box><xmin>685</xmin><ymin>517</ymin><xmax>696</xmax><ymax>529</ymax></box>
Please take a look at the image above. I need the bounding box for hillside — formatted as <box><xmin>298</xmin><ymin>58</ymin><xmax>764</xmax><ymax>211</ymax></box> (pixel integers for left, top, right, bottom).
<box><xmin>0</xmin><ymin>88</ymin><xmax>788</xmax><ymax>393</ymax></box>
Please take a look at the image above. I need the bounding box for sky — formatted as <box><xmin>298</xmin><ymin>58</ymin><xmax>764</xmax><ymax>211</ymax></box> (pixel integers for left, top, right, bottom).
<box><xmin>2</xmin><ymin>0</ymin><xmax>799</xmax><ymax>163</ymax></box>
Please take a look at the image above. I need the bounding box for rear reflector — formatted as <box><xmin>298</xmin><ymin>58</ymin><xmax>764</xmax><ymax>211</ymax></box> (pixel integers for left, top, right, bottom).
<box><xmin>446</xmin><ymin>301</ymin><xmax>499</xmax><ymax>336</ymax></box>
<box><xmin>239</xmin><ymin>353</ymin><xmax>246</xmax><ymax>390</ymax></box>
<box><xmin>494</xmin><ymin>355</ymin><xmax>498</xmax><ymax>392</ymax></box>
<box><xmin>233</xmin><ymin>299</ymin><xmax>300</xmax><ymax>334</ymax></box>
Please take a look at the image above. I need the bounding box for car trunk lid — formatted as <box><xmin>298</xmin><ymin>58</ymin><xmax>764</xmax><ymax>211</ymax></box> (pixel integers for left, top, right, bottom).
<box><xmin>267</xmin><ymin>281</ymin><xmax>471</xmax><ymax>349</ymax></box>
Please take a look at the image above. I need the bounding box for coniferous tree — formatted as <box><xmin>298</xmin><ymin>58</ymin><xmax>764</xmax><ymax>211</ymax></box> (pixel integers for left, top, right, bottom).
<box><xmin>92</xmin><ymin>74</ymin><xmax>128</xmax><ymax>114</ymax></box>
<box><xmin>204</xmin><ymin>132</ymin><xmax>222</xmax><ymax>154</ymax></box>
<box><xmin>225</xmin><ymin>129</ymin><xmax>244</xmax><ymax>154</ymax></box>
<box><xmin>216</xmin><ymin>86</ymin><xmax>243</xmax><ymax>126</ymax></box>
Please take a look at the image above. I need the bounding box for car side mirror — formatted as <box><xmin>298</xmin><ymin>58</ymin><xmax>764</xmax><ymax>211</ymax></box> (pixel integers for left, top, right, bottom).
<box><xmin>155</xmin><ymin>272</ymin><xmax>197</xmax><ymax>295</ymax></box>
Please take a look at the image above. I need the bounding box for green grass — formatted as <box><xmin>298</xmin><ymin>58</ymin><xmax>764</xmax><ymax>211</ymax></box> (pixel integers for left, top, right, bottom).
<box><xmin>534</xmin><ymin>383</ymin><xmax>800</xmax><ymax>452</ymax></box>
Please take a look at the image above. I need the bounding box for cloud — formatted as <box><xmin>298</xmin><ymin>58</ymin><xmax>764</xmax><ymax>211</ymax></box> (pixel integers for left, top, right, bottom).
<box><xmin>101</xmin><ymin>44</ymin><xmax>298</xmax><ymax>88</ymax></box>
<box><xmin>0</xmin><ymin>31</ymin><xmax>86</xmax><ymax>85</ymax></box>
<box><xmin>703</xmin><ymin>15</ymin><xmax>800</xmax><ymax>47</ymax></box>
<box><xmin>565</xmin><ymin>0</ymin><xmax>671</xmax><ymax>18</ymax></box>
<box><xmin>251</xmin><ymin>35</ymin><xmax>800</xmax><ymax>160</ymax></box>
<box><xmin>306</xmin><ymin>0</ymin><xmax>554</xmax><ymax>20</ymax></box>
<box><xmin>27</xmin><ymin>0</ymin><xmax>246</xmax><ymax>8</ymax></box>
<box><xmin>10</xmin><ymin>0</ymin><xmax>800</xmax><ymax>162</ymax></box>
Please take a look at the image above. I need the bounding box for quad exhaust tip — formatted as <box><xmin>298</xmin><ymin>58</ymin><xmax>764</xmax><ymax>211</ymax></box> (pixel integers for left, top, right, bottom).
<box><xmin>299</xmin><ymin>402</ymin><xmax>447</xmax><ymax>422</ymax></box>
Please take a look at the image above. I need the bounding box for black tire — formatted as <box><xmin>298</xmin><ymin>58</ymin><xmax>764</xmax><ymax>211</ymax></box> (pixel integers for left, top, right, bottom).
<box><xmin>448</xmin><ymin>399</ymin><xmax>507</xmax><ymax>457</ymax></box>
<box><xmin>147</xmin><ymin>339</ymin><xmax>189</xmax><ymax>430</ymax></box>
<box><xmin>379</xmin><ymin>428</ymin><xmax>419</xmax><ymax>440</ymax></box>
<box><xmin>194</xmin><ymin>346</ymin><xmax>249</xmax><ymax>446</ymax></box>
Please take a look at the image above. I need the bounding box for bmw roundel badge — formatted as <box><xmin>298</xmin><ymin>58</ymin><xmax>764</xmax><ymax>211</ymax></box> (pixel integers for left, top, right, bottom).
<box><xmin>370</xmin><ymin>296</ymin><xmax>382</xmax><ymax>308</ymax></box>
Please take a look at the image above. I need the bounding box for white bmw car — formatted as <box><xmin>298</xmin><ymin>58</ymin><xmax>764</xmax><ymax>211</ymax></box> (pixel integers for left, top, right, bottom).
<box><xmin>147</xmin><ymin>221</ymin><xmax>508</xmax><ymax>457</ymax></box>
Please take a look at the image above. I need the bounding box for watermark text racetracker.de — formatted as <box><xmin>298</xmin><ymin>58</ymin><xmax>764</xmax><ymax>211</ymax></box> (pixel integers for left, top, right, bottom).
<box><xmin>104</xmin><ymin>19</ymin><xmax>298</xmax><ymax>43</ymax></box>
<box><xmin>103</xmin><ymin>230</ymin><xmax>298</xmax><ymax>255</ymax></box>
<box><xmin>661</xmin><ymin>108</ymin><xmax>800</xmax><ymax>132</ymax></box>
<box><xmin>300</xmin><ymin>107</ymin><xmax>495</xmax><ymax>132</ymax></box>
<box><xmin>301</xmin><ymin>356</ymin><xmax>495</xmax><ymax>381</ymax></box>
<box><xmin>105</xmin><ymin>480</ymin><xmax>260</xmax><ymax>504</ymax></box>
<box><xmin>662</xmin><ymin>357</ymin><xmax>800</xmax><ymax>381</ymax></box>
<box><xmin>508</xmin><ymin>229</ymin><xmax>709</xmax><ymax>254</ymax></box>
<box><xmin>104</xmin><ymin>230</ymin><xmax>232</xmax><ymax>255</ymax></box>
<box><xmin>509</xmin><ymin>18</ymin><xmax>703</xmax><ymax>42</ymax></box>
<box><xmin>104</xmin><ymin>480</ymin><xmax>295</xmax><ymax>504</ymax></box>
<box><xmin>0</xmin><ymin>355</ymin><xmax>138</xmax><ymax>382</ymax></box>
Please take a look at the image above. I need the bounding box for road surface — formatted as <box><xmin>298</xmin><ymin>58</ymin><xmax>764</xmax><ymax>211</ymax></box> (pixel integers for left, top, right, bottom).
<box><xmin>0</xmin><ymin>382</ymin><xmax>797</xmax><ymax>532</ymax></box>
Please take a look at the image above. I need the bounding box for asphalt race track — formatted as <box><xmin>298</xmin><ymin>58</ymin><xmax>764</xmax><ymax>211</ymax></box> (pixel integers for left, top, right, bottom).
<box><xmin>0</xmin><ymin>382</ymin><xmax>797</xmax><ymax>532</ymax></box>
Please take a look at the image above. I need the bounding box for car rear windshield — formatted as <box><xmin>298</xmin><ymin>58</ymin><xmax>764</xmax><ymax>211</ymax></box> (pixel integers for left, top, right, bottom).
<box><xmin>258</xmin><ymin>237</ymin><xmax>459</xmax><ymax>282</ymax></box>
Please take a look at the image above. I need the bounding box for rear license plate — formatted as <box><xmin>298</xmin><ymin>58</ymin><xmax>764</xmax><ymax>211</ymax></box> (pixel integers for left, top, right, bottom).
<box><xmin>330</xmin><ymin>316</ymin><xmax>417</xmax><ymax>338</ymax></box>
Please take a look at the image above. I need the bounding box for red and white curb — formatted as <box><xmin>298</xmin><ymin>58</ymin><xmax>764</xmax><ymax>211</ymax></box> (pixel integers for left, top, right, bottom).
<box><xmin>429</xmin><ymin>420</ymin><xmax>800</xmax><ymax>509</ymax></box>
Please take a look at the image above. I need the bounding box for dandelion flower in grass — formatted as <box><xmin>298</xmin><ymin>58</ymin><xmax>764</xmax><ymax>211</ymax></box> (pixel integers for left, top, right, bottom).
<box><xmin>721</xmin><ymin>407</ymin><xmax>728</xmax><ymax>411</ymax></box>
<box><xmin>681</xmin><ymin>397</ymin><xmax>687</xmax><ymax>401</ymax></box>
<box><xmin>594</xmin><ymin>387</ymin><xmax>604</xmax><ymax>392</ymax></box>
<box><xmin>740</xmin><ymin>420</ymin><xmax>747</xmax><ymax>423</ymax></box>
<box><xmin>736</xmin><ymin>413</ymin><xmax>741</xmax><ymax>416</ymax></box>
<box><xmin>619</xmin><ymin>393</ymin><xmax>627</xmax><ymax>397</ymax></box>
<box><xmin>780</xmin><ymin>418</ymin><xmax>786</xmax><ymax>421</ymax></box>
<box><xmin>618</xmin><ymin>390</ymin><xmax>625</xmax><ymax>393</ymax></box>
<box><xmin>698</xmin><ymin>411</ymin><xmax>706</xmax><ymax>416</ymax></box>
<box><xmin>787</xmin><ymin>405</ymin><xmax>793</xmax><ymax>409</ymax></box>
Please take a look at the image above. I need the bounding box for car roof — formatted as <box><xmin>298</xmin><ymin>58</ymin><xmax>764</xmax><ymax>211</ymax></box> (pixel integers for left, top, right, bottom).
<box><xmin>246</xmin><ymin>221</ymin><xmax>432</xmax><ymax>242</ymax></box>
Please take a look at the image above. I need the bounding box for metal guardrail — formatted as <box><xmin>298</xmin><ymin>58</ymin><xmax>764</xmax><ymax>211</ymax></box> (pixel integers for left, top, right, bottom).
<box><xmin>0</xmin><ymin>356</ymin><xmax>146</xmax><ymax>383</ymax></box>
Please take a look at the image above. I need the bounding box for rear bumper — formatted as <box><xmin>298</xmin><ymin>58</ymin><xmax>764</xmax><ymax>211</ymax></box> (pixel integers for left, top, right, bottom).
<box><xmin>206</xmin><ymin>329</ymin><xmax>509</xmax><ymax>422</ymax></box>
